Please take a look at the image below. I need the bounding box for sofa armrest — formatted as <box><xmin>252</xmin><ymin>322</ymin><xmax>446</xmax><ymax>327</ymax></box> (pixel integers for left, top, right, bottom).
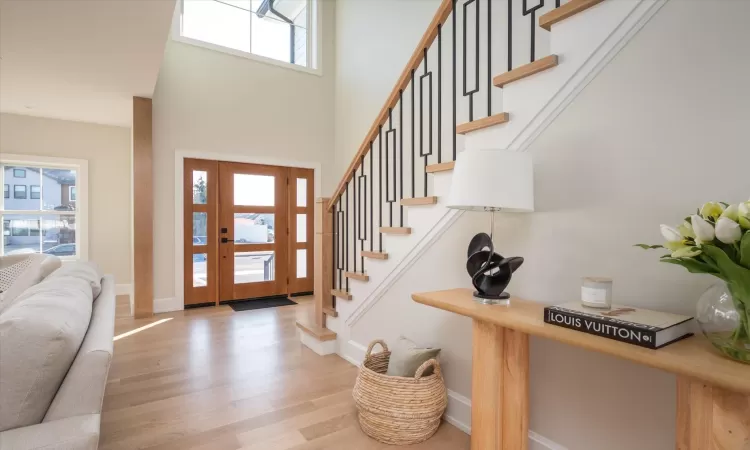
<box><xmin>0</xmin><ymin>414</ymin><xmax>99</xmax><ymax>450</ymax></box>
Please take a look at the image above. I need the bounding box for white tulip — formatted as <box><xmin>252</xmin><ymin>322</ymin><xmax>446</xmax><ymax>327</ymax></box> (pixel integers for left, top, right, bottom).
<box><xmin>721</xmin><ymin>204</ymin><xmax>739</xmax><ymax>221</ymax></box>
<box><xmin>660</xmin><ymin>224</ymin><xmax>682</xmax><ymax>242</ymax></box>
<box><xmin>740</xmin><ymin>202</ymin><xmax>750</xmax><ymax>229</ymax></box>
<box><xmin>691</xmin><ymin>215</ymin><xmax>715</xmax><ymax>243</ymax></box>
<box><xmin>715</xmin><ymin>217</ymin><xmax>742</xmax><ymax>244</ymax></box>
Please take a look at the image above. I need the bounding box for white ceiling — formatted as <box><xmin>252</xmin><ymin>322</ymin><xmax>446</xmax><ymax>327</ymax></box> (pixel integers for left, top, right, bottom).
<box><xmin>0</xmin><ymin>0</ymin><xmax>177</xmax><ymax>127</ymax></box>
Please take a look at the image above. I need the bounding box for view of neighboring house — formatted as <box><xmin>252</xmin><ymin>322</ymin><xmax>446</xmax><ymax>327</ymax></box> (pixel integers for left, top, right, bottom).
<box><xmin>2</xmin><ymin>165</ymin><xmax>77</xmax><ymax>255</ymax></box>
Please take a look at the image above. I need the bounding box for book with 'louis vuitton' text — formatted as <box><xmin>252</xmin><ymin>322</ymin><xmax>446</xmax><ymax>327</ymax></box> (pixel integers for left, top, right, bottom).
<box><xmin>543</xmin><ymin>302</ymin><xmax>694</xmax><ymax>349</ymax></box>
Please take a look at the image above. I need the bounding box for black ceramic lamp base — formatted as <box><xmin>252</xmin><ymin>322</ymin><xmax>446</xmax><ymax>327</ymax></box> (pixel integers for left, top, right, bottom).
<box><xmin>466</xmin><ymin>230</ymin><xmax>524</xmax><ymax>306</ymax></box>
<box><xmin>473</xmin><ymin>291</ymin><xmax>511</xmax><ymax>305</ymax></box>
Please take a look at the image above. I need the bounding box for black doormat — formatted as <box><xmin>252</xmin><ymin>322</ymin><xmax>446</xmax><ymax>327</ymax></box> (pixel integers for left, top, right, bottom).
<box><xmin>226</xmin><ymin>296</ymin><xmax>297</xmax><ymax>312</ymax></box>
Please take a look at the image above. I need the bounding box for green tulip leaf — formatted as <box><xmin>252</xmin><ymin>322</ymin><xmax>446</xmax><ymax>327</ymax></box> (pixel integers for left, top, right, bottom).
<box><xmin>634</xmin><ymin>244</ymin><xmax>664</xmax><ymax>250</ymax></box>
<box><xmin>684</xmin><ymin>216</ymin><xmax>692</xmax><ymax>224</ymax></box>
<box><xmin>720</xmin><ymin>202</ymin><xmax>730</xmax><ymax>208</ymax></box>
<box><xmin>661</xmin><ymin>257</ymin><xmax>720</xmax><ymax>276</ymax></box>
<box><xmin>660</xmin><ymin>254</ymin><xmax>672</xmax><ymax>259</ymax></box>
<box><xmin>701</xmin><ymin>245</ymin><xmax>750</xmax><ymax>293</ymax></box>
<box><xmin>741</xmin><ymin>231</ymin><xmax>750</xmax><ymax>269</ymax></box>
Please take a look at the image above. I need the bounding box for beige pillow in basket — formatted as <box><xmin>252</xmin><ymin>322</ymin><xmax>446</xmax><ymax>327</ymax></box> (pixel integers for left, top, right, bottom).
<box><xmin>385</xmin><ymin>336</ymin><xmax>441</xmax><ymax>377</ymax></box>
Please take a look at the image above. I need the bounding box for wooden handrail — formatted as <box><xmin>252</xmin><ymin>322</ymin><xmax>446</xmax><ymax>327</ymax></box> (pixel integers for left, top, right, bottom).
<box><xmin>327</xmin><ymin>0</ymin><xmax>455</xmax><ymax>212</ymax></box>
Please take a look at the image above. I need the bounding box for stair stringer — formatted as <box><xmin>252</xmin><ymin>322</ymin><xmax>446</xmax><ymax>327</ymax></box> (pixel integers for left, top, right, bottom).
<box><xmin>331</xmin><ymin>0</ymin><xmax>668</xmax><ymax>366</ymax></box>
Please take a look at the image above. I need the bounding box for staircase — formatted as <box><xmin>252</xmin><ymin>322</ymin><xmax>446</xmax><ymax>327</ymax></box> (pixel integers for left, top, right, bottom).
<box><xmin>297</xmin><ymin>0</ymin><xmax>667</xmax><ymax>360</ymax></box>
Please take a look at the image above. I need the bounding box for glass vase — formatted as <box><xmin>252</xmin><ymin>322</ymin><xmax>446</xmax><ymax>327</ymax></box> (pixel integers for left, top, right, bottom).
<box><xmin>696</xmin><ymin>282</ymin><xmax>750</xmax><ymax>364</ymax></box>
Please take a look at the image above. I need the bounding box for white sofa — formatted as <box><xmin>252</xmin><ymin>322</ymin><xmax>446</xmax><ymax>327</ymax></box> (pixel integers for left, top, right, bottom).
<box><xmin>0</xmin><ymin>257</ymin><xmax>115</xmax><ymax>450</ymax></box>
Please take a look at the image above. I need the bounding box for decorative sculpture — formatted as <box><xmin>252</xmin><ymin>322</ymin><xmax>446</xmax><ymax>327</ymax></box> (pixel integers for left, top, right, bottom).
<box><xmin>466</xmin><ymin>232</ymin><xmax>524</xmax><ymax>303</ymax></box>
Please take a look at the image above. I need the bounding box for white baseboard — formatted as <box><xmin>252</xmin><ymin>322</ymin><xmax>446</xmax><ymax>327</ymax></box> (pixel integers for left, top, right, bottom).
<box><xmin>300</xmin><ymin>331</ymin><xmax>338</xmax><ymax>355</ymax></box>
<box><xmin>340</xmin><ymin>339</ymin><xmax>566</xmax><ymax>450</ymax></box>
<box><xmin>115</xmin><ymin>283</ymin><xmax>132</xmax><ymax>296</ymax></box>
<box><xmin>444</xmin><ymin>390</ymin><xmax>472</xmax><ymax>434</ymax></box>
<box><xmin>115</xmin><ymin>284</ymin><xmax>133</xmax><ymax>317</ymax></box>
<box><xmin>154</xmin><ymin>297</ymin><xmax>183</xmax><ymax>314</ymax></box>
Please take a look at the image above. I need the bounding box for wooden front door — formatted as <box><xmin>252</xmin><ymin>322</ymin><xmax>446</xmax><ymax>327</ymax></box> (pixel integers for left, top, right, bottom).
<box><xmin>218</xmin><ymin>162</ymin><xmax>289</xmax><ymax>301</ymax></box>
<box><xmin>183</xmin><ymin>160</ymin><xmax>314</xmax><ymax>307</ymax></box>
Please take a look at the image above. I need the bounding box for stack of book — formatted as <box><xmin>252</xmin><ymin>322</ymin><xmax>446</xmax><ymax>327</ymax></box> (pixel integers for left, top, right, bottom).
<box><xmin>543</xmin><ymin>302</ymin><xmax>694</xmax><ymax>349</ymax></box>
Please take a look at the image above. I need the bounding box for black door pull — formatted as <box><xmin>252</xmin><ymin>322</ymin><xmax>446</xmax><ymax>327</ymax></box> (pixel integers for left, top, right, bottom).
<box><xmin>221</xmin><ymin>237</ymin><xmax>234</xmax><ymax>243</ymax></box>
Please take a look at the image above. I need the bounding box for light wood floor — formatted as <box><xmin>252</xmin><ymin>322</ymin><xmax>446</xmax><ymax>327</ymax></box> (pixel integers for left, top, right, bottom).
<box><xmin>100</xmin><ymin>296</ymin><xmax>469</xmax><ymax>450</ymax></box>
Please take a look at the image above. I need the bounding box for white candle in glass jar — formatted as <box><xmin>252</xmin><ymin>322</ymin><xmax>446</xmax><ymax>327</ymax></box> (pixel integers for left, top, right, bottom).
<box><xmin>581</xmin><ymin>277</ymin><xmax>613</xmax><ymax>309</ymax></box>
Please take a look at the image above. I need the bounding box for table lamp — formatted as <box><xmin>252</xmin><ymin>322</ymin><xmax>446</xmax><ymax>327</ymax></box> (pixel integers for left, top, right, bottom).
<box><xmin>446</xmin><ymin>149</ymin><xmax>534</xmax><ymax>304</ymax></box>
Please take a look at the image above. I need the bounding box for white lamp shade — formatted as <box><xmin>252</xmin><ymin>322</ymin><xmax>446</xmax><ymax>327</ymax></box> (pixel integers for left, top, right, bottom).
<box><xmin>446</xmin><ymin>149</ymin><xmax>534</xmax><ymax>212</ymax></box>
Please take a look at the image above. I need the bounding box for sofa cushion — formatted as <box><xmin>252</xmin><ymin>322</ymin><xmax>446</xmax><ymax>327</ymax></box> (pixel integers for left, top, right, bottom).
<box><xmin>0</xmin><ymin>255</ymin><xmax>62</xmax><ymax>314</ymax></box>
<box><xmin>0</xmin><ymin>414</ymin><xmax>100</xmax><ymax>450</ymax></box>
<box><xmin>46</xmin><ymin>261</ymin><xmax>102</xmax><ymax>299</ymax></box>
<box><xmin>45</xmin><ymin>275</ymin><xmax>116</xmax><ymax>422</ymax></box>
<box><xmin>0</xmin><ymin>276</ymin><xmax>93</xmax><ymax>432</ymax></box>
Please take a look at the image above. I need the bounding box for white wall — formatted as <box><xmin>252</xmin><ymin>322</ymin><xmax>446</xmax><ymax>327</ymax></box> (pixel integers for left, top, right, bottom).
<box><xmin>333</xmin><ymin>0</ymin><xmax>441</xmax><ymax>178</ymax></box>
<box><xmin>151</xmin><ymin>1</ymin><xmax>336</xmax><ymax>300</ymax></box>
<box><xmin>0</xmin><ymin>113</ymin><xmax>132</xmax><ymax>284</ymax></box>
<box><xmin>351</xmin><ymin>0</ymin><xmax>750</xmax><ymax>448</ymax></box>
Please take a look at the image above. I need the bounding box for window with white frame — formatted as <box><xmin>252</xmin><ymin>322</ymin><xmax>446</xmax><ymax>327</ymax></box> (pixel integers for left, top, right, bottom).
<box><xmin>0</xmin><ymin>156</ymin><xmax>87</xmax><ymax>260</ymax></box>
<box><xmin>174</xmin><ymin>0</ymin><xmax>316</xmax><ymax>70</ymax></box>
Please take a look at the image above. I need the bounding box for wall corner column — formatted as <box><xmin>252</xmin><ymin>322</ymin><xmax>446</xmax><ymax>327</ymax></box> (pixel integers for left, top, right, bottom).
<box><xmin>132</xmin><ymin>96</ymin><xmax>153</xmax><ymax>318</ymax></box>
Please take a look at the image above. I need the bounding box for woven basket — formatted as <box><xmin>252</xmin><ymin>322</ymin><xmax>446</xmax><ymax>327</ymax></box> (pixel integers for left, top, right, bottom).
<box><xmin>352</xmin><ymin>339</ymin><xmax>448</xmax><ymax>445</ymax></box>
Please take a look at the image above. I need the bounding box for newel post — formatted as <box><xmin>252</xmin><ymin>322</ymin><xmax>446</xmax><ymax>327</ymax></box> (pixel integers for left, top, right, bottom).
<box><xmin>314</xmin><ymin>198</ymin><xmax>333</xmax><ymax>327</ymax></box>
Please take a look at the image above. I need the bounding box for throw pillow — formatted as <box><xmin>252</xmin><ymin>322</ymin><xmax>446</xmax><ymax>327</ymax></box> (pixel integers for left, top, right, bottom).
<box><xmin>0</xmin><ymin>255</ymin><xmax>60</xmax><ymax>313</ymax></box>
<box><xmin>385</xmin><ymin>336</ymin><xmax>441</xmax><ymax>377</ymax></box>
<box><xmin>0</xmin><ymin>258</ymin><xmax>33</xmax><ymax>293</ymax></box>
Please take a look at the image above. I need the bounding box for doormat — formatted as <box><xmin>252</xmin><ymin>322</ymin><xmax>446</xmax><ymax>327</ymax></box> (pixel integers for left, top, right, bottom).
<box><xmin>227</xmin><ymin>297</ymin><xmax>297</xmax><ymax>312</ymax></box>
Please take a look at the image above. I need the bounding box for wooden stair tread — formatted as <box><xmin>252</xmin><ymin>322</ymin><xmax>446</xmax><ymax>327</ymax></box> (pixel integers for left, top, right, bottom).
<box><xmin>295</xmin><ymin>320</ymin><xmax>336</xmax><ymax>341</ymax></box>
<box><xmin>344</xmin><ymin>271</ymin><xmax>369</xmax><ymax>282</ymax></box>
<box><xmin>361</xmin><ymin>251</ymin><xmax>388</xmax><ymax>260</ymax></box>
<box><xmin>401</xmin><ymin>196</ymin><xmax>438</xmax><ymax>206</ymax></box>
<box><xmin>493</xmin><ymin>55</ymin><xmax>558</xmax><ymax>88</ymax></box>
<box><xmin>425</xmin><ymin>161</ymin><xmax>455</xmax><ymax>173</ymax></box>
<box><xmin>331</xmin><ymin>289</ymin><xmax>353</xmax><ymax>300</ymax></box>
<box><xmin>539</xmin><ymin>0</ymin><xmax>605</xmax><ymax>31</ymax></box>
<box><xmin>456</xmin><ymin>113</ymin><xmax>509</xmax><ymax>135</ymax></box>
<box><xmin>323</xmin><ymin>307</ymin><xmax>338</xmax><ymax>318</ymax></box>
<box><xmin>380</xmin><ymin>226</ymin><xmax>412</xmax><ymax>235</ymax></box>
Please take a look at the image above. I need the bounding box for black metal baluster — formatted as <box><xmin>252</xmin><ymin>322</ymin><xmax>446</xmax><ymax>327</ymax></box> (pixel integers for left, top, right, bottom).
<box><xmin>420</xmin><ymin>48</ymin><xmax>433</xmax><ymax>198</ymax></box>
<box><xmin>369</xmin><ymin>142</ymin><xmax>374</xmax><ymax>252</ymax></box>
<box><xmin>508</xmin><ymin>0</ymin><xmax>513</xmax><ymax>71</ymax></box>
<box><xmin>353</xmin><ymin>168</ymin><xmax>357</xmax><ymax>274</ymax></box>
<box><xmin>358</xmin><ymin>157</ymin><xmax>366</xmax><ymax>270</ymax></box>
<box><xmin>556</xmin><ymin>0</ymin><xmax>560</xmax><ymax>8</ymax></box>
<box><xmin>333</xmin><ymin>201</ymin><xmax>338</xmax><ymax>291</ymax></box>
<box><xmin>452</xmin><ymin>0</ymin><xmax>457</xmax><ymax>160</ymax></box>
<box><xmin>399</xmin><ymin>90</ymin><xmax>404</xmax><ymax>227</ymax></box>
<box><xmin>378</xmin><ymin>125</ymin><xmax>383</xmax><ymax>252</ymax></box>
<box><xmin>523</xmin><ymin>0</ymin><xmax>545</xmax><ymax>63</ymax></box>
<box><xmin>385</xmin><ymin>108</ymin><xmax>395</xmax><ymax>227</ymax></box>
<box><xmin>437</xmin><ymin>25</ymin><xmax>442</xmax><ymax>164</ymax></box>
<box><xmin>487</xmin><ymin>0</ymin><xmax>492</xmax><ymax>117</ymax></box>
<box><xmin>345</xmin><ymin>186</ymin><xmax>349</xmax><ymax>291</ymax></box>
<box><xmin>337</xmin><ymin>204</ymin><xmax>343</xmax><ymax>290</ymax></box>
<box><xmin>411</xmin><ymin>70</ymin><xmax>416</xmax><ymax>198</ymax></box>
<box><xmin>332</xmin><ymin>202</ymin><xmax>337</xmax><ymax>306</ymax></box>
<box><xmin>463</xmin><ymin>0</ymin><xmax>480</xmax><ymax>122</ymax></box>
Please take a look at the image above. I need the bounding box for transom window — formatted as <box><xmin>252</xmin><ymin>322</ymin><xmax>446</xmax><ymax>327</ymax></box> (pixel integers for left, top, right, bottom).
<box><xmin>175</xmin><ymin>0</ymin><xmax>316</xmax><ymax>71</ymax></box>
<box><xmin>1</xmin><ymin>156</ymin><xmax>87</xmax><ymax>260</ymax></box>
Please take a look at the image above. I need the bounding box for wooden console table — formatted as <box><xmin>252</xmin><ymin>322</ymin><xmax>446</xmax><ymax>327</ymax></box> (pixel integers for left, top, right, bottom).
<box><xmin>412</xmin><ymin>288</ymin><xmax>750</xmax><ymax>450</ymax></box>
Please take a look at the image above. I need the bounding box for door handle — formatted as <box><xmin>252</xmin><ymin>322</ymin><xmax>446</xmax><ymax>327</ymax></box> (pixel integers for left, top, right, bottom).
<box><xmin>221</xmin><ymin>237</ymin><xmax>234</xmax><ymax>244</ymax></box>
